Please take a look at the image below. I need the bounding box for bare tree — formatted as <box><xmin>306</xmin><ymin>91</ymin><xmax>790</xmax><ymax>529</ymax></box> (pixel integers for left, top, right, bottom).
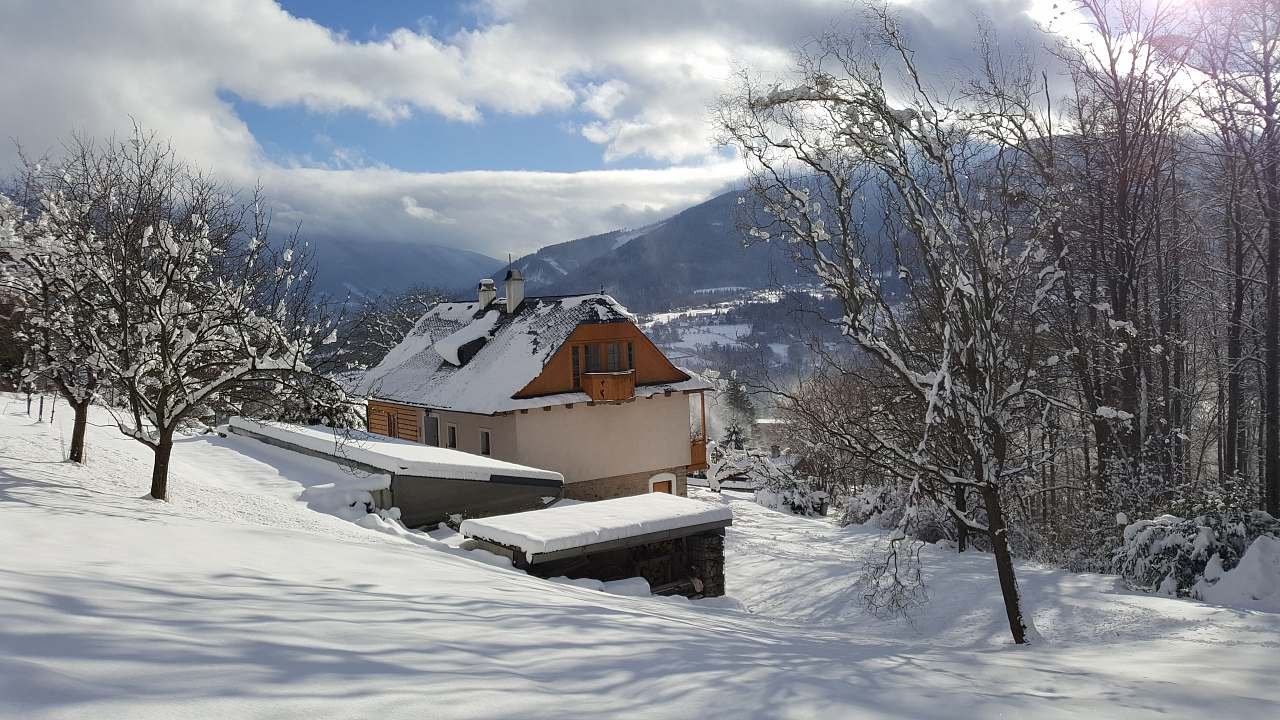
<box><xmin>718</xmin><ymin>7</ymin><xmax>1069</xmax><ymax>643</ymax></box>
<box><xmin>1186</xmin><ymin>0</ymin><xmax>1280</xmax><ymax>513</ymax></box>
<box><xmin>323</xmin><ymin>284</ymin><xmax>449</xmax><ymax>372</ymax></box>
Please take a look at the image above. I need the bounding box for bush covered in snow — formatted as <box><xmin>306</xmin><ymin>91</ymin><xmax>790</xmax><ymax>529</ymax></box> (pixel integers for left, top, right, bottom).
<box><xmin>1113</xmin><ymin>510</ymin><xmax>1280</xmax><ymax>598</ymax></box>
<box><xmin>839</xmin><ymin>484</ymin><xmax>956</xmax><ymax>544</ymax></box>
<box><xmin>754</xmin><ymin>482</ymin><xmax>828</xmax><ymax>517</ymax></box>
<box><xmin>750</xmin><ymin>459</ymin><xmax>828</xmax><ymax>517</ymax></box>
<box><xmin>1196</xmin><ymin>535</ymin><xmax>1280</xmax><ymax>612</ymax></box>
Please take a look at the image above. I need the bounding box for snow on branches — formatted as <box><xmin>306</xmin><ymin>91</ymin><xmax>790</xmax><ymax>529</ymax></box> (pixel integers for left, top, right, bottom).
<box><xmin>6</xmin><ymin>129</ymin><xmax>356</xmax><ymax>498</ymax></box>
<box><xmin>719</xmin><ymin>6</ymin><xmax>1066</xmax><ymax>644</ymax></box>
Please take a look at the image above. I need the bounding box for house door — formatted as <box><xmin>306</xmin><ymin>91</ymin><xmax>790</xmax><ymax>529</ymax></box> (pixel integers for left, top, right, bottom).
<box><xmin>649</xmin><ymin>472</ymin><xmax>675</xmax><ymax>494</ymax></box>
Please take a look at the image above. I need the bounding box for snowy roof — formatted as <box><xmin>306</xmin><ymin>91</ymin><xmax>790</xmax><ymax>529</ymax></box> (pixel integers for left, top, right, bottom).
<box><xmin>460</xmin><ymin>493</ymin><xmax>732</xmax><ymax>559</ymax></box>
<box><xmin>356</xmin><ymin>293</ymin><xmax>709</xmax><ymax>414</ymax></box>
<box><xmin>229</xmin><ymin>418</ymin><xmax>564</xmax><ymax>484</ymax></box>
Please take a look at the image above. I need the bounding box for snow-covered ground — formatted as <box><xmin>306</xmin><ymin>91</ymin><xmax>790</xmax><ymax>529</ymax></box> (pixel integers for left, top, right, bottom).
<box><xmin>668</xmin><ymin>322</ymin><xmax>752</xmax><ymax>350</ymax></box>
<box><xmin>2</xmin><ymin>395</ymin><xmax>1278</xmax><ymax>718</ymax></box>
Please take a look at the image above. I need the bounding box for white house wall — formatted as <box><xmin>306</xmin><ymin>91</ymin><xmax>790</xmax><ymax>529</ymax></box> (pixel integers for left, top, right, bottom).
<box><xmin>513</xmin><ymin>393</ymin><xmax>692</xmax><ymax>485</ymax></box>
<box><xmin>428</xmin><ymin>409</ymin><xmax>519</xmax><ymax>459</ymax></box>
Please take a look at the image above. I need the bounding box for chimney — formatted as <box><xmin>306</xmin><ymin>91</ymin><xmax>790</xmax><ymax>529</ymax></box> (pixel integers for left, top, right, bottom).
<box><xmin>477</xmin><ymin>278</ymin><xmax>496</xmax><ymax>308</ymax></box>
<box><xmin>504</xmin><ymin>268</ymin><xmax>524</xmax><ymax>313</ymax></box>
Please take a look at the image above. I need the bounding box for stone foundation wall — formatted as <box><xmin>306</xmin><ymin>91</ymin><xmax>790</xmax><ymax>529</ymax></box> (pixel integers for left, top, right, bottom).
<box><xmin>523</xmin><ymin>528</ymin><xmax>727</xmax><ymax>598</ymax></box>
<box><xmin>562</xmin><ymin>466</ymin><xmax>688</xmax><ymax>501</ymax></box>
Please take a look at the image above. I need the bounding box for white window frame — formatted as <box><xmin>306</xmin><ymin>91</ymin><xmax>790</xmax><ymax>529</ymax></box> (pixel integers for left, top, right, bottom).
<box><xmin>479</xmin><ymin>428</ymin><xmax>492</xmax><ymax>456</ymax></box>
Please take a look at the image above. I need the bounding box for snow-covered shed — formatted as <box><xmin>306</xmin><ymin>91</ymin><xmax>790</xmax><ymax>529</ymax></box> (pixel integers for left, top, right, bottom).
<box><xmin>356</xmin><ymin>271</ymin><xmax>713</xmax><ymax>501</ymax></box>
<box><xmin>461</xmin><ymin>493</ymin><xmax>732</xmax><ymax>597</ymax></box>
<box><xmin>228</xmin><ymin>418</ymin><xmax>564</xmax><ymax>527</ymax></box>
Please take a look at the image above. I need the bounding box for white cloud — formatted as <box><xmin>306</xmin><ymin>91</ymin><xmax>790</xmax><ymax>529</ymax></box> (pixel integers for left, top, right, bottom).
<box><xmin>581</xmin><ymin>80</ymin><xmax>629</xmax><ymax>119</ymax></box>
<box><xmin>0</xmin><ymin>0</ymin><xmax>1053</xmax><ymax>259</ymax></box>
<box><xmin>265</xmin><ymin>160</ymin><xmax>743</xmax><ymax>258</ymax></box>
<box><xmin>400</xmin><ymin>196</ymin><xmax>457</xmax><ymax>225</ymax></box>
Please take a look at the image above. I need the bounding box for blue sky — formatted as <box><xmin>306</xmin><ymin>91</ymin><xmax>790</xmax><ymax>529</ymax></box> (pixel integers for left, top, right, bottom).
<box><xmin>227</xmin><ymin>91</ymin><xmax>646</xmax><ymax>173</ymax></box>
<box><xmin>243</xmin><ymin>0</ymin><xmax>657</xmax><ymax>173</ymax></box>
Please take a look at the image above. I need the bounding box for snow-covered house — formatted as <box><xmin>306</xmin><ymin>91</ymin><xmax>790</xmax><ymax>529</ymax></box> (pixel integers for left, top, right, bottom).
<box><xmin>358</xmin><ymin>270</ymin><xmax>711</xmax><ymax>500</ymax></box>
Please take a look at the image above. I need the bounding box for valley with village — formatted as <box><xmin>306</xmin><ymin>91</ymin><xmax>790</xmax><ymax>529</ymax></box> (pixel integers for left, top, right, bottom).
<box><xmin>2</xmin><ymin>1</ymin><xmax>1280</xmax><ymax>718</ymax></box>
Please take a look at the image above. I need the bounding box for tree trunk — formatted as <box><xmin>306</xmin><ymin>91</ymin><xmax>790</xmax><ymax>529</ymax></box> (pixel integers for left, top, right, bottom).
<box><xmin>981</xmin><ymin>483</ymin><xmax>1030</xmax><ymax>645</ymax></box>
<box><xmin>68</xmin><ymin>400</ymin><xmax>89</xmax><ymax>464</ymax></box>
<box><xmin>149</xmin><ymin>430</ymin><xmax>174</xmax><ymax>500</ymax></box>
<box><xmin>1224</xmin><ymin>176</ymin><xmax>1247</xmax><ymax>482</ymax></box>
<box><xmin>1265</xmin><ymin>129</ymin><xmax>1280</xmax><ymax>516</ymax></box>
<box><xmin>954</xmin><ymin>483</ymin><xmax>968</xmax><ymax>552</ymax></box>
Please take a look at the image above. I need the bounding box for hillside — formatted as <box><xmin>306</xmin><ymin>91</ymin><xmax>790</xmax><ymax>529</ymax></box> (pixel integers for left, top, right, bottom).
<box><xmin>504</xmin><ymin>190</ymin><xmax>810</xmax><ymax>311</ymax></box>
<box><xmin>3</xmin><ymin>398</ymin><xmax>1279</xmax><ymax>717</ymax></box>
<box><xmin>309</xmin><ymin>236</ymin><xmax>503</xmax><ymax>299</ymax></box>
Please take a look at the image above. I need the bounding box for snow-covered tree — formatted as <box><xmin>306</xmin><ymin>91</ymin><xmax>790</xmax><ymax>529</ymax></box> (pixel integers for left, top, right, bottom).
<box><xmin>706</xmin><ymin>439</ymin><xmax>753</xmax><ymax>492</ymax></box>
<box><xmin>718</xmin><ymin>6</ymin><xmax>1069</xmax><ymax>643</ymax></box>
<box><xmin>28</xmin><ymin>129</ymin><xmax>356</xmax><ymax>499</ymax></box>
<box><xmin>0</xmin><ymin>192</ymin><xmax>101</xmax><ymax>461</ymax></box>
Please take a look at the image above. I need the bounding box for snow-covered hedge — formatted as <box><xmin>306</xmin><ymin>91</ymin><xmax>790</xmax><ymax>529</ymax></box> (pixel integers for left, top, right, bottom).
<box><xmin>1113</xmin><ymin>510</ymin><xmax>1280</xmax><ymax>599</ymax></box>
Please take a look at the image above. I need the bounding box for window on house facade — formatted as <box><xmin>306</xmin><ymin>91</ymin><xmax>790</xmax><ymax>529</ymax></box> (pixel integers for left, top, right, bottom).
<box><xmin>424</xmin><ymin>416</ymin><xmax>439</xmax><ymax>446</ymax></box>
<box><xmin>580</xmin><ymin>340</ymin><xmax>633</xmax><ymax>376</ymax></box>
<box><xmin>479</xmin><ymin>429</ymin><xmax>491</xmax><ymax>456</ymax></box>
<box><xmin>386</xmin><ymin>412</ymin><xmax>398</xmax><ymax>438</ymax></box>
<box><xmin>446</xmin><ymin>424</ymin><xmax>458</xmax><ymax>449</ymax></box>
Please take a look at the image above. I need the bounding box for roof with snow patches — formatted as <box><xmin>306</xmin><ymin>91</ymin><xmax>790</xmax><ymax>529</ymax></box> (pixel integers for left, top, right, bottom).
<box><xmin>357</xmin><ymin>293</ymin><xmax>707</xmax><ymax>414</ymax></box>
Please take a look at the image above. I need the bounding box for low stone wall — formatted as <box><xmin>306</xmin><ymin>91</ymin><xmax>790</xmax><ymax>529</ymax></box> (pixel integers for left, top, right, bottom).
<box><xmin>563</xmin><ymin>466</ymin><xmax>689</xmax><ymax>501</ymax></box>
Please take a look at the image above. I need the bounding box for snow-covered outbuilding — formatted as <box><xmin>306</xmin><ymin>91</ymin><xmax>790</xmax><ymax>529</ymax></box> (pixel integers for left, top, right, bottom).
<box><xmin>228</xmin><ymin>418</ymin><xmax>565</xmax><ymax>527</ymax></box>
<box><xmin>358</xmin><ymin>270</ymin><xmax>712</xmax><ymax>501</ymax></box>
<box><xmin>461</xmin><ymin>493</ymin><xmax>732</xmax><ymax>597</ymax></box>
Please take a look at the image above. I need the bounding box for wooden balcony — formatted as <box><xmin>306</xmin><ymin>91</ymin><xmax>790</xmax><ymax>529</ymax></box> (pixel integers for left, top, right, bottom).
<box><xmin>689</xmin><ymin>436</ymin><xmax>708</xmax><ymax>471</ymax></box>
<box><xmin>582</xmin><ymin>369</ymin><xmax>635</xmax><ymax>402</ymax></box>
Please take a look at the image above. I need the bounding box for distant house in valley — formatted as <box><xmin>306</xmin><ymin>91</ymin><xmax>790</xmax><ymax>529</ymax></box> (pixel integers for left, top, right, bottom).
<box><xmin>357</xmin><ymin>270</ymin><xmax>711</xmax><ymax>500</ymax></box>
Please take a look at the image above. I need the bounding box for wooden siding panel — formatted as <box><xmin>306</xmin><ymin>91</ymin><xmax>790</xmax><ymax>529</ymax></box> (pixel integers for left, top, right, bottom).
<box><xmin>367</xmin><ymin>400</ymin><xmax>421</xmax><ymax>443</ymax></box>
<box><xmin>515</xmin><ymin>321</ymin><xmax>687</xmax><ymax>399</ymax></box>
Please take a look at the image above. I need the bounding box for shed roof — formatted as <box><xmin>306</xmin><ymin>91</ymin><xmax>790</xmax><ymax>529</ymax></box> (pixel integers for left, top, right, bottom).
<box><xmin>356</xmin><ymin>293</ymin><xmax>709</xmax><ymax>414</ymax></box>
<box><xmin>460</xmin><ymin>493</ymin><xmax>732</xmax><ymax>560</ymax></box>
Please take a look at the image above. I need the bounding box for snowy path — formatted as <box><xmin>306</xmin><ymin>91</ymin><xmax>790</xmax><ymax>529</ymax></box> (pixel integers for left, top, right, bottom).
<box><xmin>1</xmin><ymin>397</ymin><xmax>1278</xmax><ymax>718</ymax></box>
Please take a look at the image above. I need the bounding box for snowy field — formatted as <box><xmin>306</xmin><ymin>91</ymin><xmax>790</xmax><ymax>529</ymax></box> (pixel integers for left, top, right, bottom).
<box><xmin>669</xmin><ymin>322</ymin><xmax>752</xmax><ymax>350</ymax></box>
<box><xmin>1</xmin><ymin>396</ymin><xmax>1278</xmax><ymax>718</ymax></box>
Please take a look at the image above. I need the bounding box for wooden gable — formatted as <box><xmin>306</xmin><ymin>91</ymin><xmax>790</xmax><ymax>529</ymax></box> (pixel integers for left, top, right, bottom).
<box><xmin>513</xmin><ymin>321</ymin><xmax>687</xmax><ymax>399</ymax></box>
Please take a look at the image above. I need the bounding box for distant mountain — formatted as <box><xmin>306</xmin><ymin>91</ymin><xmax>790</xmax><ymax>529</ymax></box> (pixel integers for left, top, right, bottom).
<box><xmin>306</xmin><ymin>185</ymin><xmax>869</xmax><ymax>311</ymax></box>
<box><xmin>504</xmin><ymin>190</ymin><xmax>813</xmax><ymax>312</ymax></box>
<box><xmin>503</xmin><ymin>225</ymin><xmax>654</xmax><ymax>289</ymax></box>
<box><xmin>309</xmin><ymin>237</ymin><xmax>503</xmax><ymax>300</ymax></box>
